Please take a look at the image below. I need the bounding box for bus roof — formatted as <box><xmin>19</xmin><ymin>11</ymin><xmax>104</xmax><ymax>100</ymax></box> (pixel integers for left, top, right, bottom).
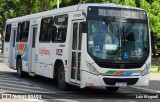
<box><xmin>7</xmin><ymin>3</ymin><xmax>146</xmax><ymax>23</ymax></box>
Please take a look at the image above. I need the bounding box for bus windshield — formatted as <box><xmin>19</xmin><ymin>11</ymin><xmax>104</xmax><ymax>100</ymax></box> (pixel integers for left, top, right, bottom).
<box><xmin>87</xmin><ymin>18</ymin><xmax>149</xmax><ymax>62</ymax></box>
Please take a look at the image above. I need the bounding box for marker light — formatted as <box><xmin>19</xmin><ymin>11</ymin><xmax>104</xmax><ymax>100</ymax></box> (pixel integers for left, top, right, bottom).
<box><xmin>86</xmin><ymin>61</ymin><xmax>100</xmax><ymax>76</ymax></box>
<box><xmin>141</xmin><ymin>63</ymin><xmax>150</xmax><ymax>76</ymax></box>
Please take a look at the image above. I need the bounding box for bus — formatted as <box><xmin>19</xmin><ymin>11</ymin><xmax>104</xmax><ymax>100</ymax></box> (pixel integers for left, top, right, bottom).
<box><xmin>3</xmin><ymin>3</ymin><xmax>151</xmax><ymax>91</ymax></box>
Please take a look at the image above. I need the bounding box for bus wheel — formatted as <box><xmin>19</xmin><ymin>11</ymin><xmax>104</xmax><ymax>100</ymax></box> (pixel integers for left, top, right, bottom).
<box><xmin>58</xmin><ymin>65</ymin><xmax>69</xmax><ymax>91</ymax></box>
<box><xmin>106</xmin><ymin>87</ymin><xmax>119</xmax><ymax>92</ymax></box>
<box><xmin>17</xmin><ymin>58</ymin><xmax>25</xmax><ymax>78</ymax></box>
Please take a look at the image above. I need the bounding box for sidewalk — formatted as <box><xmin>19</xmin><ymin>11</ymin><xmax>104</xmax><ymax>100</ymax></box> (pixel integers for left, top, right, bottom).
<box><xmin>128</xmin><ymin>72</ymin><xmax>160</xmax><ymax>95</ymax></box>
<box><xmin>148</xmin><ymin>73</ymin><xmax>160</xmax><ymax>91</ymax></box>
<box><xmin>150</xmin><ymin>72</ymin><xmax>160</xmax><ymax>81</ymax></box>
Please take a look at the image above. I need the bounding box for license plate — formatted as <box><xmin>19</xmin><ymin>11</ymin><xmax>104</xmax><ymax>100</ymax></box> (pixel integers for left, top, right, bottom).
<box><xmin>115</xmin><ymin>82</ymin><xmax>127</xmax><ymax>87</ymax></box>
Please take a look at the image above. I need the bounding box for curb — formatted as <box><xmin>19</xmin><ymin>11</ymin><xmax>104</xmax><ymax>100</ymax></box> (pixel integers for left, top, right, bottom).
<box><xmin>124</xmin><ymin>87</ymin><xmax>160</xmax><ymax>95</ymax></box>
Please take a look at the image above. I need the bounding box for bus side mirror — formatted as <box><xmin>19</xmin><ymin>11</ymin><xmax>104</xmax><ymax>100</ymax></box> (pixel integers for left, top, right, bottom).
<box><xmin>81</xmin><ymin>22</ymin><xmax>87</xmax><ymax>33</ymax></box>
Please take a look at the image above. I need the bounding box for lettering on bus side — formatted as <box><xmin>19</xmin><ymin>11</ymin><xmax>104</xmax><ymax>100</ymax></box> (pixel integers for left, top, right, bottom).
<box><xmin>31</xmin><ymin>19</ymin><xmax>37</xmax><ymax>25</ymax></box>
<box><xmin>72</xmin><ymin>11</ymin><xmax>84</xmax><ymax>19</ymax></box>
<box><xmin>73</xmin><ymin>13</ymin><xmax>82</xmax><ymax>18</ymax></box>
<box><xmin>85</xmin><ymin>82</ymin><xmax>94</xmax><ymax>86</ymax></box>
<box><xmin>39</xmin><ymin>48</ymin><xmax>50</xmax><ymax>55</ymax></box>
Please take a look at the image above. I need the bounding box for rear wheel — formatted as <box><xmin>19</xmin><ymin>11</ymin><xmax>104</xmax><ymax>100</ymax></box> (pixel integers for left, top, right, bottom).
<box><xmin>58</xmin><ymin>65</ymin><xmax>69</xmax><ymax>91</ymax></box>
<box><xmin>106</xmin><ymin>87</ymin><xmax>119</xmax><ymax>92</ymax></box>
<box><xmin>16</xmin><ymin>58</ymin><xmax>25</xmax><ymax>78</ymax></box>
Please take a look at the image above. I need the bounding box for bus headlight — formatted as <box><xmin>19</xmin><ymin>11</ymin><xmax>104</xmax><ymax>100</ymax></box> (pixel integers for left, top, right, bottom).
<box><xmin>141</xmin><ymin>63</ymin><xmax>150</xmax><ymax>76</ymax></box>
<box><xmin>86</xmin><ymin>61</ymin><xmax>100</xmax><ymax>76</ymax></box>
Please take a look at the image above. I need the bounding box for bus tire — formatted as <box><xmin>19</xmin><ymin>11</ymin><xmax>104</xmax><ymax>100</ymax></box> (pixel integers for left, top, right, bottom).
<box><xmin>106</xmin><ymin>87</ymin><xmax>119</xmax><ymax>92</ymax></box>
<box><xmin>58</xmin><ymin>65</ymin><xmax>69</xmax><ymax>91</ymax></box>
<box><xmin>17</xmin><ymin>58</ymin><xmax>25</xmax><ymax>78</ymax></box>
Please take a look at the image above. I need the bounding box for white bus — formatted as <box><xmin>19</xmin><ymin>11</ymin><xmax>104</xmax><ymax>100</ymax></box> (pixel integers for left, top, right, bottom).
<box><xmin>3</xmin><ymin>3</ymin><xmax>151</xmax><ymax>91</ymax></box>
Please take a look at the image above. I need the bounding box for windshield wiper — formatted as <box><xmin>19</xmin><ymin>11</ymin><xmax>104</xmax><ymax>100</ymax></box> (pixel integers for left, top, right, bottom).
<box><xmin>104</xmin><ymin>18</ymin><xmax>122</xmax><ymax>60</ymax></box>
<box><xmin>103</xmin><ymin>18</ymin><xmax>118</xmax><ymax>36</ymax></box>
<box><xmin>123</xmin><ymin>21</ymin><xmax>136</xmax><ymax>36</ymax></box>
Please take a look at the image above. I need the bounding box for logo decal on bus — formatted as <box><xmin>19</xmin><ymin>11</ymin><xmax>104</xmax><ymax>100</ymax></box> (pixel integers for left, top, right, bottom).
<box><xmin>124</xmin><ymin>52</ymin><xmax>129</xmax><ymax>59</ymax></box>
<box><xmin>120</xmin><ymin>64</ymin><xmax>125</xmax><ymax>69</ymax></box>
<box><xmin>56</xmin><ymin>49</ymin><xmax>63</xmax><ymax>56</ymax></box>
<box><xmin>16</xmin><ymin>44</ymin><xmax>28</xmax><ymax>61</ymax></box>
<box><xmin>105</xmin><ymin>70</ymin><xmax>141</xmax><ymax>76</ymax></box>
<box><xmin>17</xmin><ymin>44</ymin><xmax>27</xmax><ymax>55</ymax></box>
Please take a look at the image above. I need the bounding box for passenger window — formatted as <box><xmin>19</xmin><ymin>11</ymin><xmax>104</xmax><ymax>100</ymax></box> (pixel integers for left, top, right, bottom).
<box><xmin>72</xmin><ymin>23</ymin><xmax>78</xmax><ymax>50</ymax></box>
<box><xmin>79</xmin><ymin>23</ymin><xmax>82</xmax><ymax>50</ymax></box>
<box><xmin>20</xmin><ymin>21</ymin><xmax>30</xmax><ymax>42</ymax></box>
<box><xmin>39</xmin><ymin>17</ymin><xmax>53</xmax><ymax>42</ymax></box>
<box><xmin>16</xmin><ymin>22</ymin><xmax>21</xmax><ymax>42</ymax></box>
<box><xmin>5</xmin><ymin>24</ymin><xmax>12</xmax><ymax>42</ymax></box>
<box><xmin>52</xmin><ymin>14</ymin><xmax>68</xmax><ymax>43</ymax></box>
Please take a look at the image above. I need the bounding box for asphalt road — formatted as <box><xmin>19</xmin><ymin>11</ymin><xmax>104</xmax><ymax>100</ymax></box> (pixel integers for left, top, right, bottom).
<box><xmin>0</xmin><ymin>63</ymin><xmax>159</xmax><ymax>102</ymax></box>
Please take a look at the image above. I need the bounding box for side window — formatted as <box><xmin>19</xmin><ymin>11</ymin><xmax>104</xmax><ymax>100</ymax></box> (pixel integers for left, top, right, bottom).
<box><xmin>79</xmin><ymin>22</ymin><xmax>82</xmax><ymax>50</ymax></box>
<box><xmin>20</xmin><ymin>21</ymin><xmax>30</xmax><ymax>42</ymax></box>
<box><xmin>16</xmin><ymin>22</ymin><xmax>21</xmax><ymax>42</ymax></box>
<box><xmin>52</xmin><ymin>14</ymin><xmax>68</xmax><ymax>43</ymax></box>
<box><xmin>72</xmin><ymin>23</ymin><xmax>78</xmax><ymax>50</ymax></box>
<box><xmin>5</xmin><ymin>24</ymin><xmax>12</xmax><ymax>42</ymax></box>
<box><xmin>39</xmin><ymin>17</ymin><xmax>53</xmax><ymax>42</ymax></box>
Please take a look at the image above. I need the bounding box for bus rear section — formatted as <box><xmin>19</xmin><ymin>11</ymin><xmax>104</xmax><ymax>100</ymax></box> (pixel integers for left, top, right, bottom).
<box><xmin>79</xmin><ymin>6</ymin><xmax>151</xmax><ymax>91</ymax></box>
<box><xmin>3</xmin><ymin>24</ymin><xmax>12</xmax><ymax>67</ymax></box>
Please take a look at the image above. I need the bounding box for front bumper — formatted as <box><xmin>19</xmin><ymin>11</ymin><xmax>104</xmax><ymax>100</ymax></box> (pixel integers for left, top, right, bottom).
<box><xmin>80</xmin><ymin>71</ymin><xmax>150</xmax><ymax>88</ymax></box>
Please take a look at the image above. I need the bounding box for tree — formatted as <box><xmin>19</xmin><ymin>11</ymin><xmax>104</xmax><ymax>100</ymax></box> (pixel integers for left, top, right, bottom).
<box><xmin>0</xmin><ymin>0</ymin><xmax>10</xmax><ymax>53</ymax></box>
<box><xmin>0</xmin><ymin>0</ymin><xmax>160</xmax><ymax>54</ymax></box>
<box><xmin>150</xmin><ymin>1</ymin><xmax>160</xmax><ymax>55</ymax></box>
<box><xmin>0</xmin><ymin>0</ymin><xmax>37</xmax><ymax>53</ymax></box>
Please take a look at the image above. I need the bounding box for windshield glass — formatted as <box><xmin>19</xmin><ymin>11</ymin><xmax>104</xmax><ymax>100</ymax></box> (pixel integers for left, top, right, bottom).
<box><xmin>87</xmin><ymin>19</ymin><xmax>149</xmax><ymax>62</ymax></box>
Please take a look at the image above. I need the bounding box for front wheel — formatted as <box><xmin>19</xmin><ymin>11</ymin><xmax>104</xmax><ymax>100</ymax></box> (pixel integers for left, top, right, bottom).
<box><xmin>58</xmin><ymin>65</ymin><xmax>69</xmax><ymax>91</ymax></box>
<box><xmin>106</xmin><ymin>87</ymin><xmax>119</xmax><ymax>92</ymax></box>
<box><xmin>16</xmin><ymin>58</ymin><xmax>25</xmax><ymax>78</ymax></box>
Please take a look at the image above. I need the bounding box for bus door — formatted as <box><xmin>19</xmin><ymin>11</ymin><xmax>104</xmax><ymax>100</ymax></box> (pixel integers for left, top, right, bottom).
<box><xmin>29</xmin><ymin>25</ymin><xmax>38</xmax><ymax>73</ymax></box>
<box><xmin>10</xmin><ymin>28</ymin><xmax>17</xmax><ymax>68</ymax></box>
<box><xmin>71</xmin><ymin>20</ymin><xmax>83</xmax><ymax>84</ymax></box>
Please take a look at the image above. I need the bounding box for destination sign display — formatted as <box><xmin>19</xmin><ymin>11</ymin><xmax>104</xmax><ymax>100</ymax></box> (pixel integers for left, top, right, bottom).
<box><xmin>87</xmin><ymin>6</ymin><xmax>147</xmax><ymax>19</ymax></box>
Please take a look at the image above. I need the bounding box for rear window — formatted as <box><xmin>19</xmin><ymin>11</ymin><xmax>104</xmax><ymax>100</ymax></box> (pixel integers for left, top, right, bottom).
<box><xmin>5</xmin><ymin>24</ymin><xmax>12</xmax><ymax>42</ymax></box>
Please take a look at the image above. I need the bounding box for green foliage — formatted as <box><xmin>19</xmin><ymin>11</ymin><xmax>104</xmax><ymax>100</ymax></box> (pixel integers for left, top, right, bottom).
<box><xmin>0</xmin><ymin>17</ymin><xmax>2</xmax><ymax>28</ymax></box>
<box><xmin>150</xmin><ymin>1</ymin><xmax>160</xmax><ymax>35</ymax></box>
<box><xmin>0</xmin><ymin>0</ymin><xmax>160</xmax><ymax>43</ymax></box>
<box><xmin>140</xmin><ymin>0</ymin><xmax>151</xmax><ymax>12</ymax></box>
<box><xmin>108</xmin><ymin>0</ymin><xmax>122</xmax><ymax>4</ymax></box>
<box><xmin>123</xmin><ymin>0</ymin><xmax>136</xmax><ymax>7</ymax></box>
<box><xmin>80</xmin><ymin>0</ymin><xmax>104</xmax><ymax>3</ymax></box>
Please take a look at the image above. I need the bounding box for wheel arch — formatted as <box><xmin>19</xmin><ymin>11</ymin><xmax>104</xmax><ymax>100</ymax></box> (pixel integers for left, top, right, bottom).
<box><xmin>53</xmin><ymin>59</ymin><xmax>64</xmax><ymax>79</ymax></box>
<box><xmin>16</xmin><ymin>55</ymin><xmax>21</xmax><ymax>69</ymax></box>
